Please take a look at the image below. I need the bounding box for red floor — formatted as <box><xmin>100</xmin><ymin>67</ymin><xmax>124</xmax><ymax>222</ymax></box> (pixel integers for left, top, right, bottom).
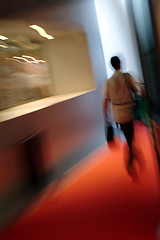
<box><xmin>0</xmin><ymin>122</ymin><xmax>160</xmax><ymax>240</ymax></box>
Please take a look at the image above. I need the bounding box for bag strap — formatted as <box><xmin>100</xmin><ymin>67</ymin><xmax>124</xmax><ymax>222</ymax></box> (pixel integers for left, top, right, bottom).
<box><xmin>123</xmin><ymin>73</ymin><xmax>135</xmax><ymax>101</ymax></box>
<box><xmin>123</xmin><ymin>73</ymin><xmax>129</xmax><ymax>88</ymax></box>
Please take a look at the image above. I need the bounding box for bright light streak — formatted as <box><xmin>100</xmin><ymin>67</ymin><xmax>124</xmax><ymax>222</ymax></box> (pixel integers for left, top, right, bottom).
<box><xmin>22</xmin><ymin>55</ymin><xmax>45</xmax><ymax>63</ymax></box>
<box><xmin>0</xmin><ymin>35</ymin><xmax>8</xmax><ymax>40</ymax></box>
<box><xmin>13</xmin><ymin>56</ymin><xmax>31</xmax><ymax>63</ymax></box>
<box><xmin>36</xmin><ymin>60</ymin><xmax>45</xmax><ymax>63</ymax></box>
<box><xmin>22</xmin><ymin>55</ymin><xmax>37</xmax><ymax>61</ymax></box>
<box><xmin>6</xmin><ymin>58</ymin><xmax>23</xmax><ymax>64</ymax></box>
<box><xmin>29</xmin><ymin>25</ymin><xmax>54</xmax><ymax>40</ymax></box>
<box><xmin>13</xmin><ymin>55</ymin><xmax>45</xmax><ymax>64</ymax></box>
<box><xmin>0</xmin><ymin>45</ymin><xmax>8</xmax><ymax>48</ymax></box>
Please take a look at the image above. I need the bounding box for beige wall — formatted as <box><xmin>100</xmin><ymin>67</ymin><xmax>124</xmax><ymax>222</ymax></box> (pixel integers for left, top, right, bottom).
<box><xmin>46</xmin><ymin>31</ymin><xmax>96</xmax><ymax>95</ymax></box>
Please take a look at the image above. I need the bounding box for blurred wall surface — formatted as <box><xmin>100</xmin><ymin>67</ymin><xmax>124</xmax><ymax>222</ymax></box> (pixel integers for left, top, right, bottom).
<box><xmin>94</xmin><ymin>0</ymin><xmax>143</xmax><ymax>80</ymax></box>
<box><xmin>0</xmin><ymin>0</ymin><xmax>108</xmax><ymax>225</ymax></box>
<box><xmin>129</xmin><ymin>0</ymin><xmax>160</xmax><ymax>113</ymax></box>
<box><xmin>0</xmin><ymin>0</ymin><xmax>107</xmax><ymax>170</ymax></box>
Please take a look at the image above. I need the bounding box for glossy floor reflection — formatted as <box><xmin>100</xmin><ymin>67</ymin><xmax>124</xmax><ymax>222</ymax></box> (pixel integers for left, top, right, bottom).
<box><xmin>0</xmin><ymin>122</ymin><xmax>160</xmax><ymax>240</ymax></box>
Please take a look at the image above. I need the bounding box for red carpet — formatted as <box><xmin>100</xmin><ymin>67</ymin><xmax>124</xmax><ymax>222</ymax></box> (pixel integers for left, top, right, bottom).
<box><xmin>0</xmin><ymin>122</ymin><xmax>160</xmax><ymax>240</ymax></box>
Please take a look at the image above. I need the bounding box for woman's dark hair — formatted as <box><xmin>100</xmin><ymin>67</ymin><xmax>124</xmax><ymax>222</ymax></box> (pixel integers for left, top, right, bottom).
<box><xmin>110</xmin><ymin>56</ymin><xmax>120</xmax><ymax>69</ymax></box>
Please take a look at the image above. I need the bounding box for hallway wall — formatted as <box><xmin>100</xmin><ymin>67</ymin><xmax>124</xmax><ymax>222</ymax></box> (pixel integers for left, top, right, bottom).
<box><xmin>0</xmin><ymin>0</ymin><xmax>107</xmax><ymax>168</ymax></box>
<box><xmin>94</xmin><ymin>0</ymin><xmax>143</xmax><ymax>80</ymax></box>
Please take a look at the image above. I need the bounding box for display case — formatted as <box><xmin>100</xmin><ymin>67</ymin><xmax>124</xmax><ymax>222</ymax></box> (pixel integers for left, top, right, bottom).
<box><xmin>0</xmin><ymin>20</ymin><xmax>96</xmax><ymax>122</ymax></box>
